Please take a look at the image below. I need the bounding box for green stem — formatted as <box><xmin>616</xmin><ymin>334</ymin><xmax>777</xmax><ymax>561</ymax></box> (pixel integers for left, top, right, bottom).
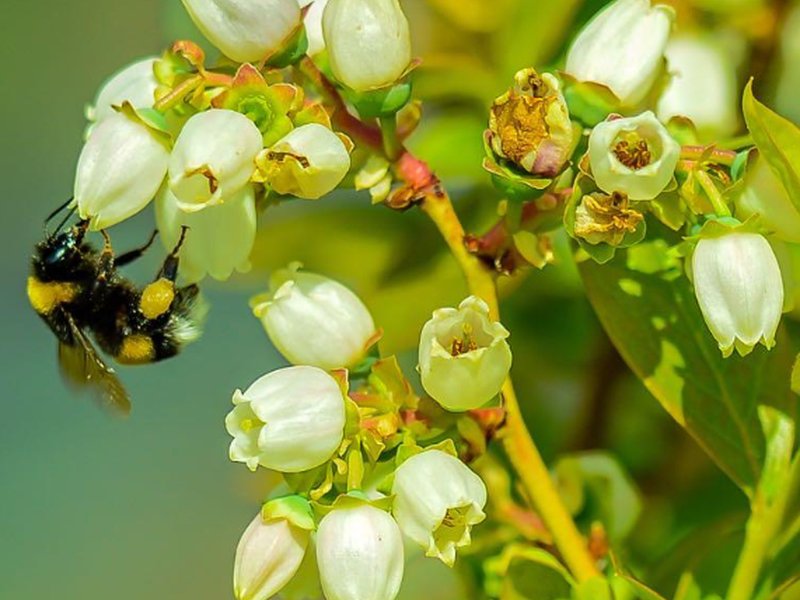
<box><xmin>300</xmin><ymin>58</ymin><xmax>600</xmax><ymax>582</ymax></box>
<box><xmin>727</xmin><ymin>456</ymin><xmax>800</xmax><ymax>600</ymax></box>
<box><xmin>422</xmin><ymin>191</ymin><xmax>600</xmax><ymax>583</ymax></box>
<box><xmin>695</xmin><ymin>170</ymin><xmax>732</xmax><ymax>218</ymax></box>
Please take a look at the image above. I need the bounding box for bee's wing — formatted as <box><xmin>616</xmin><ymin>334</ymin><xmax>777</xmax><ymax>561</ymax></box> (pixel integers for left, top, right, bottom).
<box><xmin>57</xmin><ymin>312</ymin><xmax>131</xmax><ymax>416</ymax></box>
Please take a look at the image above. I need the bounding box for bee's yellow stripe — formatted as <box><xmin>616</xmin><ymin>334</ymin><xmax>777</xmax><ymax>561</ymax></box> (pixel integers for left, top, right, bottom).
<box><xmin>27</xmin><ymin>276</ymin><xmax>78</xmax><ymax>315</ymax></box>
<box><xmin>117</xmin><ymin>334</ymin><xmax>155</xmax><ymax>364</ymax></box>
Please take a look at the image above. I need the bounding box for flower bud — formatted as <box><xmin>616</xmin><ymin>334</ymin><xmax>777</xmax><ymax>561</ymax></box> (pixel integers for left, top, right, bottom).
<box><xmin>392</xmin><ymin>450</ymin><xmax>487</xmax><ymax>566</ymax></box>
<box><xmin>418</xmin><ymin>296</ymin><xmax>512</xmax><ymax>412</ymax></box>
<box><xmin>89</xmin><ymin>57</ymin><xmax>158</xmax><ymax>123</ymax></box>
<box><xmin>155</xmin><ymin>184</ymin><xmax>257</xmax><ymax>283</ymax></box>
<box><xmin>234</xmin><ymin>511</ymin><xmax>309</xmax><ymax>600</ymax></box>
<box><xmin>182</xmin><ymin>0</ymin><xmax>302</xmax><ymax>63</ymax></box>
<box><xmin>487</xmin><ymin>69</ymin><xmax>574</xmax><ymax>178</ymax></box>
<box><xmin>169</xmin><ymin>109</ymin><xmax>262</xmax><ymax>212</ymax></box>
<box><xmin>225</xmin><ymin>366</ymin><xmax>346</xmax><ymax>472</ymax></box>
<box><xmin>588</xmin><ymin>111</ymin><xmax>680</xmax><ymax>200</ymax></box>
<box><xmin>692</xmin><ymin>232</ymin><xmax>784</xmax><ymax>357</ymax></box>
<box><xmin>251</xmin><ymin>266</ymin><xmax>376</xmax><ymax>370</ymax></box>
<box><xmin>316</xmin><ymin>503</ymin><xmax>404</xmax><ymax>600</ymax></box>
<box><xmin>736</xmin><ymin>159</ymin><xmax>800</xmax><ymax>244</ymax></box>
<box><xmin>255</xmin><ymin>124</ymin><xmax>351</xmax><ymax>199</ymax></box>
<box><xmin>75</xmin><ymin>111</ymin><xmax>169</xmax><ymax>230</ymax></box>
<box><xmin>565</xmin><ymin>0</ymin><xmax>674</xmax><ymax>106</ymax></box>
<box><xmin>322</xmin><ymin>0</ymin><xmax>412</xmax><ymax>91</ymax></box>
<box><xmin>656</xmin><ymin>35</ymin><xmax>738</xmax><ymax>138</ymax></box>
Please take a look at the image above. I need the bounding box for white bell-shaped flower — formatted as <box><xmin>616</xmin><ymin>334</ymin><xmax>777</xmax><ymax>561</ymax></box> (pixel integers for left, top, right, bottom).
<box><xmin>155</xmin><ymin>184</ymin><xmax>257</xmax><ymax>283</ymax></box>
<box><xmin>565</xmin><ymin>0</ymin><xmax>674</xmax><ymax>106</ymax></box>
<box><xmin>182</xmin><ymin>0</ymin><xmax>302</xmax><ymax>62</ymax></box>
<box><xmin>588</xmin><ymin>111</ymin><xmax>680</xmax><ymax>200</ymax></box>
<box><xmin>169</xmin><ymin>109</ymin><xmax>262</xmax><ymax>212</ymax></box>
<box><xmin>656</xmin><ymin>36</ymin><xmax>738</xmax><ymax>138</ymax></box>
<box><xmin>316</xmin><ymin>503</ymin><xmax>404</xmax><ymax>600</ymax></box>
<box><xmin>692</xmin><ymin>232</ymin><xmax>784</xmax><ymax>357</ymax></box>
<box><xmin>252</xmin><ymin>266</ymin><xmax>376</xmax><ymax>370</ymax></box>
<box><xmin>225</xmin><ymin>365</ymin><xmax>346</xmax><ymax>473</ymax></box>
<box><xmin>302</xmin><ymin>0</ymin><xmax>329</xmax><ymax>56</ymax></box>
<box><xmin>392</xmin><ymin>450</ymin><xmax>487</xmax><ymax>567</ymax></box>
<box><xmin>257</xmin><ymin>124</ymin><xmax>350</xmax><ymax>199</ymax></box>
<box><xmin>89</xmin><ymin>57</ymin><xmax>158</xmax><ymax>123</ymax></box>
<box><xmin>75</xmin><ymin>111</ymin><xmax>169</xmax><ymax>230</ymax></box>
<box><xmin>736</xmin><ymin>159</ymin><xmax>800</xmax><ymax>244</ymax></box>
<box><xmin>418</xmin><ymin>296</ymin><xmax>512</xmax><ymax>412</ymax></box>
<box><xmin>322</xmin><ymin>0</ymin><xmax>412</xmax><ymax>91</ymax></box>
<box><xmin>234</xmin><ymin>511</ymin><xmax>309</xmax><ymax>600</ymax></box>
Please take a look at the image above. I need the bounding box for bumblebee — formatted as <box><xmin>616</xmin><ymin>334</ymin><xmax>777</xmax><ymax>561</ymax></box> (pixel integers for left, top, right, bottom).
<box><xmin>27</xmin><ymin>213</ymin><xmax>206</xmax><ymax>415</ymax></box>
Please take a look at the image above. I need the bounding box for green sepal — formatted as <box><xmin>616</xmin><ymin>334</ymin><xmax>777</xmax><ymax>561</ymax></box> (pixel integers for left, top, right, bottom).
<box><xmin>266</xmin><ymin>27</ymin><xmax>309</xmax><ymax>69</ymax></box>
<box><xmin>560</xmin><ymin>74</ymin><xmax>620</xmax><ymax>127</ymax></box>
<box><xmin>345</xmin><ymin>82</ymin><xmax>413</xmax><ymax>119</ymax></box>
<box><xmin>482</xmin><ymin>131</ymin><xmax>553</xmax><ymax>201</ymax></box>
<box><xmin>647</xmin><ymin>190</ymin><xmax>686</xmax><ymax>231</ymax></box>
<box><xmin>665</xmin><ymin>116</ymin><xmax>699</xmax><ymax>147</ymax></box>
<box><xmin>730</xmin><ymin>147</ymin><xmax>757</xmax><ymax>182</ymax></box>
<box><xmin>261</xmin><ymin>495</ymin><xmax>316</xmax><ymax>531</ymax></box>
<box><xmin>116</xmin><ymin>101</ymin><xmax>172</xmax><ymax>143</ymax></box>
<box><xmin>684</xmin><ymin>213</ymin><xmax>761</xmax><ymax>243</ymax></box>
<box><xmin>312</xmin><ymin>490</ymin><xmax>394</xmax><ymax>519</ymax></box>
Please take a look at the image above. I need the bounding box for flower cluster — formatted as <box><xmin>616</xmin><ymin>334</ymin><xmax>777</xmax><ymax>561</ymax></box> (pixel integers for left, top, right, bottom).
<box><xmin>226</xmin><ymin>269</ymin><xmax>506</xmax><ymax>599</ymax></box>
<box><xmin>479</xmin><ymin>0</ymin><xmax>789</xmax><ymax>357</ymax></box>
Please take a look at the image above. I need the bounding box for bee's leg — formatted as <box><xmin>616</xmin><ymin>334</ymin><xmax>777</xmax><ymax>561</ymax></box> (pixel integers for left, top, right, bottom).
<box><xmin>116</xmin><ymin>230</ymin><xmax>159</xmax><ymax>268</ymax></box>
<box><xmin>97</xmin><ymin>230</ymin><xmax>116</xmax><ymax>278</ymax></box>
<box><xmin>157</xmin><ymin>226</ymin><xmax>189</xmax><ymax>282</ymax></box>
<box><xmin>139</xmin><ymin>227</ymin><xmax>188</xmax><ymax>320</ymax></box>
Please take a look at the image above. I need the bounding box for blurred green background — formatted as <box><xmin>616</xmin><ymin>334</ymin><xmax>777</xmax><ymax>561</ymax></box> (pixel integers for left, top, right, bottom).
<box><xmin>3</xmin><ymin>0</ymin><xmax>798</xmax><ymax>598</ymax></box>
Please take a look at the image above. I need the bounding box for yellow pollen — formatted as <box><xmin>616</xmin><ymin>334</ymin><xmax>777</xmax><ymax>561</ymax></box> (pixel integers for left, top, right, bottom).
<box><xmin>27</xmin><ymin>277</ymin><xmax>78</xmax><ymax>315</ymax></box>
<box><xmin>117</xmin><ymin>335</ymin><xmax>155</xmax><ymax>365</ymax></box>
<box><xmin>140</xmin><ymin>278</ymin><xmax>175</xmax><ymax>320</ymax></box>
<box><xmin>450</xmin><ymin>323</ymin><xmax>479</xmax><ymax>356</ymax></box>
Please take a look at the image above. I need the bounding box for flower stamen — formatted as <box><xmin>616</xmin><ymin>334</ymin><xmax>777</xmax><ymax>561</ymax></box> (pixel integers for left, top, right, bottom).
<box><xmin>613</xmin><ymin>138</ymin><xmax>652</xmax><ymax>170</ymax></box>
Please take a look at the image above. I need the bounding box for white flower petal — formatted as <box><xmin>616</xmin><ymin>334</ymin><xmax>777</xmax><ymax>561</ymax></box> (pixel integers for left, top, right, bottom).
<box><xmin>169</xmin><ymin>109</ymin><xmax>262</xmax><ymax>212</ymax></box>
<box><xmin>418</xmin><ymin>296</ymin><xmax>512</xmax><ymax>411</ymax></box>
<box><xmin>182</xmin><ymin>0</ymin><xmax>301</xmax><ymax>62</ymax></box>
<box><xmin>234</xmin><ymin>512</ymin><xmax>309</xmax><ymax>600</ymax></box>
<box><xmin>565</xmin><ymin>0</ymin><xmax>673</xmax><ymax>106</ymax></box>
<box><xmin>75</xmin><ymin>112</ymin><xmax>169</xmax><ymax>230</ymax></box>
<box><xmin>692</xmin><ymin>233</ymin><xmax>784</xmax><ymax>357</ymax></box>
<box><xmin>155</xmin><ymin>184</ymin><xmax>257</xmax><ymax>283</ymax></box>
<box><xmin>322</xmin><ymin>0</ymin><xmax>411</xmax><ymax>91</ymax></box>
<box><xmin>316</xmin><ymin>504</ymin><xmax>404</xmax><ymax>600</ymax></box>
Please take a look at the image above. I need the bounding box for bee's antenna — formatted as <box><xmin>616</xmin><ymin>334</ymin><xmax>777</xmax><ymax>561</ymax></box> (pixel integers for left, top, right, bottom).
<box><xmin>173</xmin><ymin>226</ymin><xmax>190</xmax><ymax>255</ymax></box>
<box><xmin>44</xmin><ymin>197</ymin><xmax>76</xmax><ymax>239</ymax></box>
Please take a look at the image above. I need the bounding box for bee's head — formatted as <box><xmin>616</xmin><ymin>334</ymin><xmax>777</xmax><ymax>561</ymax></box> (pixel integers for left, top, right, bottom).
<box><xmin>33</xmin><ymin>221</ymin><xmax>89</xmax><ymax>280</ymax></box>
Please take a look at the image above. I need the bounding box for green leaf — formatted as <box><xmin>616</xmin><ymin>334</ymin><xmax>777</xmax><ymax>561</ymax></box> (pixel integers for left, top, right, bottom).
<box><xmin>608</xmin><ymin>575</ymin><xmax>667</xmax><ymax>600</ymax></box>
<box><xmin>554</xmin><ymin>452</ymin><xmax>642</xmax><ymax>541</ymax></box>
<box><xmin>493</xmin><ymin>0</ymin><xmax>583</xmax><ymax>80</ymax></box>
<box><xmin>484</xmin><ymin>545</ymin><xmax>575</xmax><ymax>600</ymax></box>
<box><xmin>578</xmin><ymin>229</ymin><xmax>798</xmax><ymax>494</ymax></box>
<box><xmin>742</xmin><ymin>80</ymin><xmax>800</xmax><ymax>214</ymax></box>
